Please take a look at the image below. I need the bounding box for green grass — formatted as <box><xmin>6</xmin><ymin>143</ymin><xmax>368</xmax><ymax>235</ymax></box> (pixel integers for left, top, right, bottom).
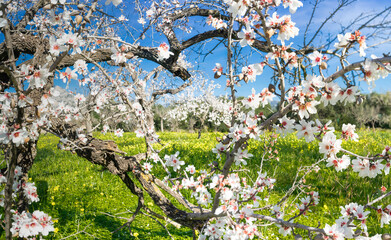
<box><xmin>19</xmin><ymin>129</ymin><xmax>391</xmax><ymax>239</ymax></box>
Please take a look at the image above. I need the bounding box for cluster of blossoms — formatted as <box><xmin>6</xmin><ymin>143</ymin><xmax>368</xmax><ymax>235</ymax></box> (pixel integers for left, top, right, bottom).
<box><xmin>111</xmin><ymin>45</ymin><xmax>128</xmax><ymax>65</ymax></box>
<box><xmin>242</xmin><ymin>88</ymin><xmax>275</xmax><ymax>110</ymax></box>
<box><xmin>238</xmin><ymin>27</ymin><xmax>256</xmax><ymax>47</ymax></box>
<box><xmin>164</xmin><ymin>152</ymin><xmax>185</xmax><ymax>172</ymax></box>
<box><xmin>286</xmin><ymin>74</ymin><xmax>360</xmax><ymax>119</ymax></box>
<box><xmin>157</xmin><ymin>42</ymin><xmax>174</xmax><ymax>61</ymax></box>
<box><xmin>361</xmin><ymin>57</ymin><xmax>390</xmax><ymax>86</ymax></box>
<box><xmin>266</xmin><ymin>44</ymin><xmax>298</xmax><ymax>69</ymax></box>
<box><xmin>19</xmin><ymin>64</ymin><xmax>52</xmax><ymax>89</ymax></box>
<box><xmin>50</xmin><ymin>32</ymin><xmax>85</xmax><ymax>55</ymax></box>
<box><xmin>224</xmin><ymin>0</ymin><xmax>303</xmax><ymax>17</ymax></box>
<box><xmin>266</xmin><ymin>12</ymin><xmax>299</xmax><ymax>43</ymax></box>
<box><xmin>11</xmin><ymin>210</ymin><xmax>54</xmax><ymax>239</ymax></box>
<box><xmin>335</xmin><ymin>30</ymin><xmax>367</xmax><ymax>57</ymax></box>
<box><xmin>0</xmin><ymin>167</ymin><xmax>54</xmax><ymax>238</ymax></box>
<box><xmin>308</xmin><ymin>50</ymin><xmax>328</xmax><ymax>67</ymax></box>
<box><xmin>323</xmin><ymin>202</ymin><xmax>390</xmax><ymax>239</ymax></box>
<box><xmin>240</xmin><ymin>63</ymin><xmax>264</xmax><ymax>83</ymax></box>
<box><xmin>206</xmin><ymin>15</ymin><xmax>227</xmax><ymax>29</ymax></box>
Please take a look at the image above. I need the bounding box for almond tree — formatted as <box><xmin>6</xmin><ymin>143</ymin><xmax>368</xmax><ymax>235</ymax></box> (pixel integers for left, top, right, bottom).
<box><xmin>1</xmin><ymin>0</ymin><xmax>391</xmax><ymax>239</ymax></box>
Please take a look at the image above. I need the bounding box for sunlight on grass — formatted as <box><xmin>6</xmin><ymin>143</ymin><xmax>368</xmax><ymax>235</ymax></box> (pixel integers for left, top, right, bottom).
<box><xmin>26</xmin><ymin>129</ymin><xmax>391</xmax><ymax>239</ymax></box>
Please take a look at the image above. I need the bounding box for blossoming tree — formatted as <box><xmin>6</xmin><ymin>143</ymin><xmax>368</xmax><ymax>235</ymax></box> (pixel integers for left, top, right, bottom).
<box><xmin>1</xmin><ymin>0</ymin><xmax>391</xmax><ymax>239</ymax></box>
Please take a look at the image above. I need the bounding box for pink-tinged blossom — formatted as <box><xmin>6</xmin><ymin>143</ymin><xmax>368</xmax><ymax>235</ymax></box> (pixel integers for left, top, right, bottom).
<box><xmin>49</xmin><ymin>36</ymin><xmax>66</xmax><ymax>56</ymax></box>
<box><xmin>101</xmin><ymin>125</ymin><xmax>109</xmax><ymax>134</ymax></box>
<box><xmin>378</xmin><ymin>205</ymin><xmax>391</xmax><ymax>228</ymax></box>
<box><xmin>266</xmin><ymin>12</ymin><xmax>299</xmax><ymax>43</ymax></box>
<box><xmin>278</xmin><ymin>225</ymin><xmax>292</xmax><ymax>236</ymax></box>
<box><xmin>185</xmin><ymin>165</ymin><xmax>196</xmax><ymax>174</ymax></box>
<box><xmin>292</xmin><ymin>100</ymin><xmax>319</xmax><ymax>119</ymax></box>
<box><xmin>213</xmin><ymin>63</ymin><xmax>223</xmax><ymax>78</ymax></box>
<box><xmin>23</xmin><ymin>182</ymin><xmax>39</xmax><ymax>203</ymax></box>
<box><xmin>111</xmin><ymin>48</ymin><xmax>127</xmax><ymax>65</ymax></box>
<box><xmin>308</xmin><ymin>50</ymin><xmax>326</xmax><ymax>67</ymax></box>
<box><xmin>204</xmin><ymin>223</ymin><xmax>223</xmax><ymax>239</ymax></box>
<box><xmin>334</xmin><ymin>33</ymin><xmax>352</xmax><ymax>48</ymax></box>
<box><xmin>362</xmin><ymin>58</ymin><xmax>381</xmax><ymax>86</ymax></box>
<box><xmin>58</xmin><ymin>32</ymin><xmax>85</xmax><ymax>54</ymax></box>
<box><xmin>165</xmin><ymin>151</ymin><xmax>185</xmax><ymax>171</ymax></box>
<box><xmin>138</xmin><ymin>18</ymin><xmax>146</xmax><ymax>25</ymax></box>
<box><xmin>314</xmin><ymin>119</ymin><xmax>335</xmax><ymax>134</ymax></box>
<box><xmin>341</xmin><ymin>123</ymin><xmax>359</xmax><ymax>141</ymax></box>
<box><xmin>319</xmin><ymin>132</ymin><xmax>342</xmax><ymax>157</ymax></box>
<box><xmin>295</xmin><ymin>120</ymin><xmax>316</xmax><ymax>142</ymax></box>
<box><xmin>242</xmin><ymin>88</ymin><xmax>261</xmax><ymax>109</ymax></box>
<box><xmin>241</xmin><ymin>63</ymin><xmax>263</xmax><ymax>82</ymax></box>
<box><xmin>238</xmin><ymin>27</ymin><xmax>255</xmax><ymax>47</ymax></box>
<box><xmin>352</xmin><ymin>159</ymin><xmax>385</xmax><ymax>178</ymax></box>
<box><xmin>157</xmin><ymin>43</ymin><xmax>174</xmax><ymax>61</ymax></box>
<box><xmin>326</xmin><ymin>155</ymin><xmax>350</xmax><ymax>172</ymax></box>
<box><xmin>77</xmin><ymin>134</ymin><xmax>87</xmax><ymax>143</ymax></box>
<box><xmin>340</xmin><ymin>86</ymin><xmax>359</xmax><ymax>103</ymax></box>
<box><xmin>114</xmin><ymin>128</ymin><xmax>124</xmax><ymax>137</ymax></box>
<box><xmin>227</xmin><ymin>0</ymin><xmax>248</xmax><ymax>18</ymax></box>
<box><xmin>105</xmin><ymin>0</ymin><xmax>122</xmax><ymax>7</ymax></box>
<box><xmin>11</xmin><ymin>210</ymin><xmax>54</xmax><ymax>238</ymax></box>
<box><xmin>229</xmin><ymin>124</ymin><xmax>247</xmax><ymax>142</ymax></box>
<box><xmin>146</xmin><ymin>9</ymin><xmax>155</xmax><ymax>19</ymax></box>
<box><xmin>74</xmin><ymin>59</ymin><xmax>88</xmax><ymax>75</ymax></box>
<box><xmin>206</xmin><ymin>15</ymin><xmax>227</xmax><ymax>29</ymax></box>
<box><xmin>324</xmin><ymin>223</ymin><xmax>345</xmax><ymax>240</ymax></box>
<box><xmin>135</xmin><ymin>129</ymin><xmax>144</xmax><ymax>138</ymax></box>
<box><xmin>274</xmin><ymin>116</ymin><xmax>295</xmax><ymax>136</ymax></box>
<box><xmin>259</xmin><ymin>88</ymin><xmax>275</xmax><ymax>107</ymax></box>
<box><xmin>282</xmin><ymin>0</ymin><xmax>303</xmax><ymax>14</ymax></box>
<box><xmin>321</xmin><ymin>82</ymin><xmax>341</xmax><ymax>106</ymax></box>
<box><xmin>335</xmin><ymin>217</ymin><xmax>355</xmax><ymax>238</ymax></box>
<box><xmin>74</xmin><ymin>93</ymin><xmax>86</xmax><ymax>102</ymax></box>
<box><xmin>142</xmin><ymin>162</ymin><xmax>153</xmax><ymax>174</ymax></box>
<box><xmin>212</xmin><ymin>142</ymin><xmax>229</xmax><ymax>158</ymax></box>
<box><xmin>17</xmin><ymin>93</ymin><xmax>33</xmax><ymax>108</ymax></box>
<box><xmin>60</xmin><ymin>67</ymin><xmax>78</xmax><ymax>83</ymax></box>
<box><xmin>354</xmin><ymin>31</ymin><xmax>367</xmax><ymax>57</ymax></box>
<box><xmin>10</xmin><ymin>129</ymin><xmax>28</xmax><ymax>146</ymax></box>
<box><xmin>28</xmin><ymin>67</ymin><xmax>51</xmax><ymax>89</ymax></box>
<box><xmin>234</xmin><ymin>149</ymin><xmax>253</xmax><ymax>166</ymax></box>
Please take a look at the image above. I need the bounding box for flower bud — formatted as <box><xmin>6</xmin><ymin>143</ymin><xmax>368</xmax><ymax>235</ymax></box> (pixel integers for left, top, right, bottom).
<box><xmin>356</xmin><ymin>95</ymin><xmax>364</xmax><ymax>105</ymax></box>
<box><xmin>268</xmin><ymin>84</ymin><xmax>276</xmax><ymax>93</ymax></box>
<box><xmin>320</xmin><ymin>61</ymin><xmax>328</xmax><ymax>70</ymax></box>
<box><xmin>75</xmin><ymin>15</ymin><xmax>83</xmax><ymax>25</ymax></box>
<box><xmin>382</xmin><ymin>234</ymin><xmax>391</xmax><ymax>240</ymax></box>
<box><xmin>214</xmin><ymin>71</ymin><xmax>221</xmax><ymax>79</ymax></box>
<box><xmin>77</xmin><ymin>4</ymin><xmax>85</xmax><ymax>10</ymax></box>
<box><xmin>243</xmin><ymin>75</ymin><xmax>249</xmax><ymax>83</ymax></box>
<box><xmin>125</xmin><ymin>52</ymin><xmax>134</xmax><ymax>59</ymax></box>
<box><xmin>266</xmin><ymin>29</ymin><xmax>275</xmax><ymax>38</ymax></box>
<box><xmin>43</xmin><ymin>4</ymin><xmax>52</xmax><ymax>10</ymax></box>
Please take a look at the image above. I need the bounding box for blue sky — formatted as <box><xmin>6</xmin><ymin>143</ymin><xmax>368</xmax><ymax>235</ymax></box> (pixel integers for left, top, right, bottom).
<box><xmin>4</xmin><ymin>0</ymin><xmax>391</xmax><ymax>97</ymax></box>
<box><xmin>112</xmin><ymin>0</ymin><xmax>391</xmax><ymax>97</ymax></box>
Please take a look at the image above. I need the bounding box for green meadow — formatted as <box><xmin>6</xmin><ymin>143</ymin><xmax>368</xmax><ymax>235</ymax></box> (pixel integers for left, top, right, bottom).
<box><xmin>22</xmin><ymin>130</ymin><xmax>391</xmax><ymax>239</ymax></box>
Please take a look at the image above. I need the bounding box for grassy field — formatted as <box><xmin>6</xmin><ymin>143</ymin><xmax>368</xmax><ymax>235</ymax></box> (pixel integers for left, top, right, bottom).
<box><xmin>20</xmin><ymin>129</ymin><xmax>391</xmax><ymax>239</ymax></box>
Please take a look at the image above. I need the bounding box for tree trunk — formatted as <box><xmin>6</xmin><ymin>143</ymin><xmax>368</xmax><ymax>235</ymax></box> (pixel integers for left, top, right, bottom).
<box><xmin>161</xmin><ymin>118</ymin><xmax>164</xmax><ymax>132</ymax></box>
